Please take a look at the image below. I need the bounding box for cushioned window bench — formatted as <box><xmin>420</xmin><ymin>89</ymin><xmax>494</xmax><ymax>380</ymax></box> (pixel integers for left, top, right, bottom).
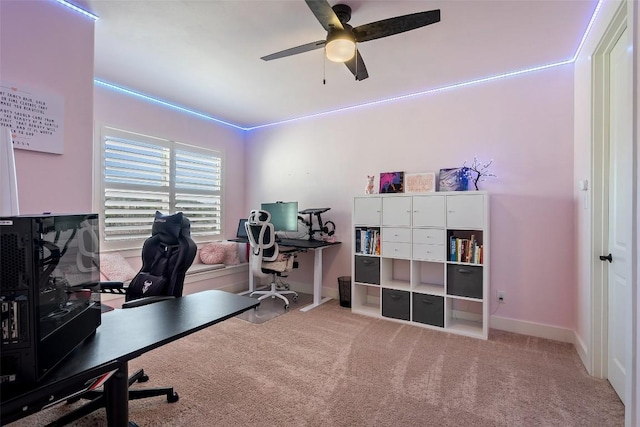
<box><xmin>100</xmin><ymin>241</ymin><xmax>249</xmax><ymax>305</ymax></box>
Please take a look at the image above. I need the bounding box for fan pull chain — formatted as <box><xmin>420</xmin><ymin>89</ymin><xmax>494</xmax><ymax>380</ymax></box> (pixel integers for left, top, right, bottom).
<box><xmin>354</xmin><ymin>45</ymin><xmax>358</xmax><ymax>81</ymax></box>
<box><xmin>323</xmin><ymin>47</ymin><xmax>326</xmax><ymax>85</ymax></box>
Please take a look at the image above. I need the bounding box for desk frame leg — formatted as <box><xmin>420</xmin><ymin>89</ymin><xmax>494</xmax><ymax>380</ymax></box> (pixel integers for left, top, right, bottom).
<box><xmin>300</xmin><ymin>247</ymin><xmax>332</xmax><ymax>312</ymax></box>
<box><xmin>104</xmin><ymin>360</ymin><xmax>129</xmax><ymax>426</ymax></box>
<box><xmin>239</xmin><ymin>256</ymin><xmax>255</xmax><ymax>296</ymax></box>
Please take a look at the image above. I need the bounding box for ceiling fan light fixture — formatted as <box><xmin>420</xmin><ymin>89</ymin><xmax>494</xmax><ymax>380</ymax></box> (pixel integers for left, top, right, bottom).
<box><xmin>325</xmin><ymin>30</ymin><xmax>355</xmax><ymax>62</ymax></box>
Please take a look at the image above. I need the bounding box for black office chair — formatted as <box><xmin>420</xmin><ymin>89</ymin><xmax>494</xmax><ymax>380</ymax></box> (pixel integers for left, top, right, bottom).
<box><xmin>56</xmin><ymin>211</ymin><xmax>197</xmax><ymax>426</ymax></box>
<box><xmin>246</xmin><ymin>209</ymin><xmax>299</xmax><ymax>309</ymax></box>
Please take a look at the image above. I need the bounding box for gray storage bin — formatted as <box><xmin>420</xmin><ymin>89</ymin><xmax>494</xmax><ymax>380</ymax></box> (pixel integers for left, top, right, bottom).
<box><xmin>412</xmin><ymin>294</ymin><xmax>444</xmax><ymax>327</ymax></box>
<box><xmin>447</xmin><ymin>264</ymin><xmax>483</xmax><ymax>299</ymax></box>
<box><xmin>354</xmin><ymin>256</ymin><xmax>380</xmax><ymax>285</ymax></box>
<box><xmin>382</xmin><ymin>288</ymin><xmax>410</xmax><ymax>321</ymax></box>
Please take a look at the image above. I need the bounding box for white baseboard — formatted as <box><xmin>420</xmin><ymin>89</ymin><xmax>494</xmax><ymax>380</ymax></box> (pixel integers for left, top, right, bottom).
<box><xmin>490</xmin><ymin>314</ymin><xmax>575</xmax><ymax>343</ymax></box>
<box><xmin>260</xmin><ymin>283</ymin><xmax>579</xmax><ymax>346</ymax></box>
<box><xmin>573</xmin><ymin>331</ymin><xmax>590</xmax><ymax>374</ymax></box>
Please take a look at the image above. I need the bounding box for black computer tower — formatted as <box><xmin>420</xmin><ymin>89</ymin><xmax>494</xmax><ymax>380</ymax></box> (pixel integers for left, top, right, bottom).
<box><xmin>0</xmin><ymin>214</ymin><xmax>102</xmax><ymax>386</ymax></box>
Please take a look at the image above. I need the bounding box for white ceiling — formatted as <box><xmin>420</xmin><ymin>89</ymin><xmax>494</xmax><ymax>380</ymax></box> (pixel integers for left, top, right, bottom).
<box><xmin>82</xmin><ymin>0</ymin><xmax>597</xmax><ymax>129</ymax></box>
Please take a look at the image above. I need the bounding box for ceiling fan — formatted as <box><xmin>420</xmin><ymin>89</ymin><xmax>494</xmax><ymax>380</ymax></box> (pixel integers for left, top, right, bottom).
<box><xmin>260</xmin><ymin>0</ymin><xmax>441</xmax><ymax>81</ymax></box>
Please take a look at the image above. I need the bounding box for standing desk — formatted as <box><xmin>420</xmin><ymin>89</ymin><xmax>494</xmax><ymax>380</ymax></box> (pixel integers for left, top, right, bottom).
<box><xmin>280</xmin><ymin>239</ymin><xmax>341</xmax><ymax>312</ymax></box>
<box><xmin>232</xmin><ymin>237</ymin><xmax>340</xmax><ymax>312</ymax></box>
<box><xmin>0</xmin><ymin>290</ymin><xmax>259</xmax><ymax>426</ymax></box>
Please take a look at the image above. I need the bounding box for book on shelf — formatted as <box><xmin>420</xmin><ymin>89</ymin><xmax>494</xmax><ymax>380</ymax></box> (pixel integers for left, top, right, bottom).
<box><xmin>449</xmin><ymin>235</ymin><xmax>483</xmax><ymax>264</ymax></box>
<box><xmin>450</xmin><ymin>236</ymin><xmax>456</xmax><ymax>262</ymax></box>
<box><xmin>467</xmin><ymin>235</ymin><xmax>475</xmax><ymax>263</ymax></box>
<box><xmin>356</xmin><ymin>228</ymin><xmax>380</xmax><ymax>255</ymax></box>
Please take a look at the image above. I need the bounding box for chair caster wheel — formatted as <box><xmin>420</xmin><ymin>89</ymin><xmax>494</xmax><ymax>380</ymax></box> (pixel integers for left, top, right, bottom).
<box><xmin>167</xmin><ymin>392</ymin><xmax>179</xmax><ymax>403</ymax></box>
<box><xmin>292</xmin><ymin>295</ymin><xmax>298</xmax><ymax>302</ymax></box>
<box><xmin>138</xmin><ymin>374</ymin><xmax>149</xmax><ymax>383</ymax></box>
<box><xmin>284</xmin><ymin>304</ymin><xmax>289</xmax><ymax>310</ymax></box>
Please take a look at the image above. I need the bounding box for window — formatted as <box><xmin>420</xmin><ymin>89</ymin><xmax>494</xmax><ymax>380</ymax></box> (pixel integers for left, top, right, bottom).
<box><xmin>98</xmin><ymin>126</ymin><xmax>222</xmax><ymax>249</ymax></box>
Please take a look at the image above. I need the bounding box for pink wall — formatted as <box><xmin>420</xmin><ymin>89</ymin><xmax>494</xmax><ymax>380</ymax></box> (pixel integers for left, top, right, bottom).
<box><xmin>93</xmin><ymin>86</ymin><xmax>247</xmax><ymax>240</ymax></box>
<box><xmin>246</xmin><ymin>65</ymin><xmax>576</xmax><ymax>330</ymax></box>
<box><xmin>1</xmin><ymin>0</ymin><xmax>578</xmax><ymax>332</ymax></box>
<box><xmin>0</xmin><ymin>1</ymin><xmax>95</xmax><ymax>214</ymax></box>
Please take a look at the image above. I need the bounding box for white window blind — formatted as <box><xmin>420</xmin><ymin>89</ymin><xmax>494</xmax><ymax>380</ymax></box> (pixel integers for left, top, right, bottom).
<box><xmin>101</xmin><ymin>128</ymin><xmax>222</xmax><ymax>245</ymax></box>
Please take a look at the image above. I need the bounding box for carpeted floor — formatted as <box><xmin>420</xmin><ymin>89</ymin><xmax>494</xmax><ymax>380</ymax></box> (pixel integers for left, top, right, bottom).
<box><xmin>10</xmin><ymin>298</ymin><xmax>624</xmax><ymax>426</ymax></box>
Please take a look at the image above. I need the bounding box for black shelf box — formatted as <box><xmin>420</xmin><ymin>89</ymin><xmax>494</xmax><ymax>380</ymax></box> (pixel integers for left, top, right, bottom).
<box><xmin>447</xmin><ymin>264</ymin><xmax>483</xmax><ymax>299</ymax></box>
<box><xmin>382</xmin><ymin>288</ymin><xmax>410</xmax><ymax>321</ymax></box>
<box><xmin>354</xmin><ymin>256</ymin><xmax>380</xmax><ymax>285</ymax></box>
<box><xmin>412</xmin><ymin>294</ymin><xmax>444</xmax><ymax>327</ymax></box>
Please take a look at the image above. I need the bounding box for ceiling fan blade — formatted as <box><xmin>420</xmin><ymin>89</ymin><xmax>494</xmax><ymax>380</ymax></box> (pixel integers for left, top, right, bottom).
<box><xmin>305</xmin><ymin>0</ymin><xmax>344</xmax><ymax>31</ymax></box>
<box><xmin>344</xmin><ymin>50</ymin><xmax>369</xmax><ymax>81</ymax></box>
<box><xmin>261</xmin><ymin>40</ymin><xmax>326</xmax><ymax>61</ymax></box>
<box><xmin>353</xmin><ymin>9</ymin><xmax>440</xmax><ymax>43</ymax></box>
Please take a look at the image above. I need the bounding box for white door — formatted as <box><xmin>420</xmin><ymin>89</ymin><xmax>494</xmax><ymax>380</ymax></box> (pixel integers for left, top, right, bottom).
<box><xmin>606</xmin><ymin>25</ymin><xmax>632</xmax><ymax>404</ymax></box>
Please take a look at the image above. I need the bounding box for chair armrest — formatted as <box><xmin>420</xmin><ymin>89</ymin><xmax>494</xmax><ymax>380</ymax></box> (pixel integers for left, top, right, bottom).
<box><xmin>100</xmin><ymin>281</ymin><xmax>127</xmax><ymax>294</ymax></box>
<box><xmin>122</xmin><ymin>295</ymin><xmax>176</xmax><ymax>309</ymax></box>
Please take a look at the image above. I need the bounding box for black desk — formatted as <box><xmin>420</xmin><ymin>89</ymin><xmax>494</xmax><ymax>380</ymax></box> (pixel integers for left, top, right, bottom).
<box><xmin>1</xmin><ymin>290</ymin><xmax>259</xmax><ymax>426</ymax></box>
<box><xmin>276</xmin><ymin>238</ymin><xmax>340</xmax><ymax>249</ymax></box>
<box><xmin>231</xmin><ymin>237</ymin><xmax>341</xmax><ymax>311</ymax></box>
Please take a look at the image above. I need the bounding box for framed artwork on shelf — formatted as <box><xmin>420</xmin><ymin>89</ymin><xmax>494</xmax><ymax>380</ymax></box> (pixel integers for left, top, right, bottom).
<box><xmin>438</xmin><ymin>167</ymin><xmax>469</xmax><ymax>191</ymax></box>
<box><xmin>405</xmin><ymin>172</ymin><xmax>436</xmax><ymax>193</ymax></box>
<box><xmin>379</xmin><ymin>171</ymin><xmax>404</xmax><ymax>193</ymax></box>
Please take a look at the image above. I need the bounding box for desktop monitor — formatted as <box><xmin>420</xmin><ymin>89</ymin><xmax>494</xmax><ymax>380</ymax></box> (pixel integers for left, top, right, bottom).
<box><xmin>235</xmin><ymin>218</ymin><xmax>248</xmax><ymax>239</ymax></box>
<box><xmin>260</xmin><ymin>202</ymin><xmax>298</xmax><ymax>232</ymax></box>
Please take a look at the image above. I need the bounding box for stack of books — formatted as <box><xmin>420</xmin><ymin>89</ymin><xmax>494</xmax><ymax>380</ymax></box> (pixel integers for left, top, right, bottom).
<box><xmin>449</xmin><ymin>235</ymin><xmax>483</xmax><ymax>264</ymax></box>
<box><xmin>355</xmin><ymin>228</ymin><xmax>380</xmax><ymax>255</ymax></box>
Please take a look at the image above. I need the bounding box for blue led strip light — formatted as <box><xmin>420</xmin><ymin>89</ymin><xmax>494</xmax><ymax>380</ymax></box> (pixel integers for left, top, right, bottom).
<box><xmin>54</xmin><ymin>0</ymin><xmax>99</xmax><ymax>21</ymax></box>
<box><xmin>94</xmin><ymin>80</ymin><xmax>248</xmax><ymax>131</ymax></box>
<box><xmin>571</xmin><ymin>0</ymin><xmax>604</xmax><ymax>60</ymax></box>
<box><xmin>246</xmin><ymin>59</ymin><xmax>576</xmax><ymax>131</ymax></box>
<box><xmin>92</xmin><ymin>0</ymin><xmax>603</xmax><ymax>132</ymax></box>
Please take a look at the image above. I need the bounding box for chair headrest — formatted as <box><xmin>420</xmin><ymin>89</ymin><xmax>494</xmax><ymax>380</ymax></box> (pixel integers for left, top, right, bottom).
<box><xmin>248</xmin><ymin>209</ymin><xmax>271</xmax><ymax>224</ymax></box>
<box><xmin>152</xmin><ymin>211</ymin><xmax>191</xmax><ymax>240</ymax></box>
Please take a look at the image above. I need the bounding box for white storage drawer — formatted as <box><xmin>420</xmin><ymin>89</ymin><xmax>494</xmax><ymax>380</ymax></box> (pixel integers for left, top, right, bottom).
<box><xmin>412</xmin><ymin>228</ymin><xmax>445</xmax><ymax>245</ymax></box>
<box><xmin>382</xmin><ymin>242</ymin><xmax>411</xmax><ymax>258</ymax></box>
<box><xmin>383</xmin><ymin>227</ymin><xmax>411</xmax><ymax>243</ymax></box>
<box><xmin>412</xmin><ymin>243</ymin><xmax>445</xmax><ymax>262</ymax></box>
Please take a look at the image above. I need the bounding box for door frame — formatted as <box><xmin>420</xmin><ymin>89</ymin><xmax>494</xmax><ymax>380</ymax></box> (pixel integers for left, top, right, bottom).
<box><xmin>591</xmin><ymin>0</ymin><xmax>627</xmax><ymax>379</ymax></box>
<box><xmin>590</xmin><ymin>0</ymin><xmax>631</xmax><ymax>405</ymax></box>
